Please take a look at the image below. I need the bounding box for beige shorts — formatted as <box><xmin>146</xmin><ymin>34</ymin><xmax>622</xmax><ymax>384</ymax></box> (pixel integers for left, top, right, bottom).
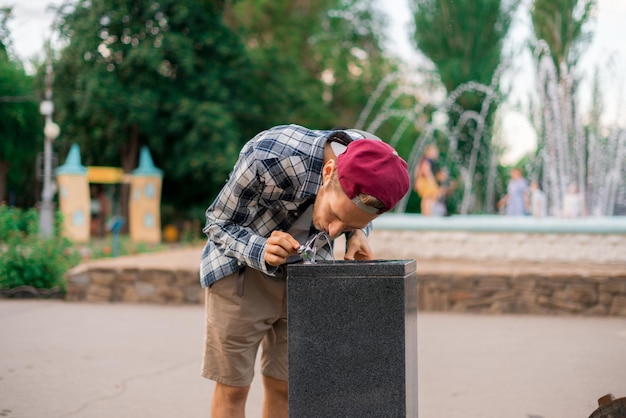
<box><xmin>201</xmin><ymin>268</ymin><xmax>287</xmax><ymax>387</ymax></box>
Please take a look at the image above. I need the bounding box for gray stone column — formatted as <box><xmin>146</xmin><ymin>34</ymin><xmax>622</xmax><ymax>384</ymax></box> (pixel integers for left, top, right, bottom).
<box><xmin>287</xmin><ymin>260</ymin><xmax>418</xmax><ymax>417</ymax></box>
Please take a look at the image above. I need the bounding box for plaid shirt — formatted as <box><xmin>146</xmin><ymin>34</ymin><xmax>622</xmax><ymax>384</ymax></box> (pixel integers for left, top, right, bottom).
<box><xmin>200</xmin><ymin>124</ymin><xmax>347</xmax><ymax>288</ymax></box>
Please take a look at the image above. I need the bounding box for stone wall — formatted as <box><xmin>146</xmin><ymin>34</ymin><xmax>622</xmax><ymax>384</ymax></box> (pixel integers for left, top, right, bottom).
<box><xmin>64</xmin><ymin>230</ymin><xmax>626</xmax><ymax>316</ymax></box>
<box><xmin>367</xmin><ymin>230</ymin><xmax>626</xmax><ymax>316</ymax></box>
<box><xmin>66</xmin><ymin>265</ymin><xmax>204</xmax><ymax>304</ymax></box>
<box><xmin>417</xmin><ymin>270</ymin><xmax>626</xmax><ymax>316</ymax></box>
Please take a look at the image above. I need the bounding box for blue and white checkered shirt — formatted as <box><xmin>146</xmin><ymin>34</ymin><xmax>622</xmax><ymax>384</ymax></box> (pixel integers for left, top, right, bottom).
<box><xmin>200</xmin><ymin>124</ymin><xmax>353</xmax><ymax>288</ymax></box>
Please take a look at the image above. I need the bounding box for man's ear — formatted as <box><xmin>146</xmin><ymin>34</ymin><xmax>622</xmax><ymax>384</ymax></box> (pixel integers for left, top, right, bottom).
<box><xmin>322</xmin><ymin>159</ymin><xmax>336</xmax><ymax>184</ymax></box>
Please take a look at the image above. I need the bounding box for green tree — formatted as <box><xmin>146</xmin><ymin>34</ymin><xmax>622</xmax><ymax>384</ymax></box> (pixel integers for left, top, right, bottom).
<box><xmin>52</xmin><ymin>0</ymin><xmax>258</xmax><ymax>223</ymax></box>
<box><xmin>411</xmin><ymin>0</ymin><xmax>517</xmax><ymax>93</ymax></box>
<box><xmin>223</xmin><ymin>0</ymin><xmax>394</xmax><ymax>129</ymax></box>
<box><xmin>0</xmin><ymin>7</ymin><xmax>42</xmax><ymax>207</ymax></box>
<box><xmin>52</xmin><ymin>0</ymin><xmax>395</xmax><ymax>225</ymax></box>
<box><xmin>409</xmin><ymin>0</ymin><xmax>519</xmax><ymax>213</ymax></box>
<box><xmin>531</xmin><ymin>0</ymin><xmax>595</xmax><ymax>76</ymax></box>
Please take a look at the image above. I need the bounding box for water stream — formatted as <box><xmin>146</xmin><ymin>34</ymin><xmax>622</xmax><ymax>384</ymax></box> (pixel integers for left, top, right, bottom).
<box><xmin>298</xmin><ymin>231</ymin><xmax>332</xmax><ymax>264</ymax></box>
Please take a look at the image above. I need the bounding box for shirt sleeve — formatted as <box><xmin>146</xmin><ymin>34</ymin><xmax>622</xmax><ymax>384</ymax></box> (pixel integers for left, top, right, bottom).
<box><xmin>202</xmin><ymin>142</ymin><xmax>276</xmax><ymax>275</ymax></box>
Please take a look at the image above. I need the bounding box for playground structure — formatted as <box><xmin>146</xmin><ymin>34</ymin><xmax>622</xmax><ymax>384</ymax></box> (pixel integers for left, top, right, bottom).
<box><xmin>55</xmin><ymin>144</ymin><xmax>163</xmax><ymax>243</ymax></box>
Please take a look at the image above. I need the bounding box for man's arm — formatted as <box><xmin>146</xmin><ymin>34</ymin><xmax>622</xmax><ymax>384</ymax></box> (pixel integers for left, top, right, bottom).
<box><xmin>203</xmin><ymin>142</ymin><xmax>277</xmax><ymax>274</ymax></box>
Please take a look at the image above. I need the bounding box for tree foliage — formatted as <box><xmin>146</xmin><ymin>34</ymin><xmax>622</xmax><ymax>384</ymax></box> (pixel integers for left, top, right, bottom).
<box><xmin>0</xmin><ymin>7</ymin><xmax>42</xmax><ymax>207</ymax></box>
<box><xmin>410</xmin><ymin>0</ymin><xmax>517</xmax><ymax>94</ymax></box>
<box><xmin>51</xmin><ymin>0</ymin><xmax>393</xmax><ymax>222</ymax></box>
<box><xmin>52</xmin><ymin>0</ymin><xmax>258</xmax><ymax>220</ymax></box>
<box><xmin>223</xmin><ymin>0</ymin><xmax>393</xmax><ymax>128</ymax></box>
<box><xmin>531</xmin><ymin>0</ymin><xmax>595</xmax><ymax>74</ymax></box>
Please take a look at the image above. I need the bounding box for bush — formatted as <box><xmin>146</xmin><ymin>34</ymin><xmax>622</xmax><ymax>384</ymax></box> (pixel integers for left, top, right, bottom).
<box><xmin>0</xmin><ymin>206</ymin><xmax>80</xmax><ymax>291</ymax></box>
<box><xmin>0</xmin><ymin>205</ymin><xmax>40</xmax><ymax>239</ymax></box>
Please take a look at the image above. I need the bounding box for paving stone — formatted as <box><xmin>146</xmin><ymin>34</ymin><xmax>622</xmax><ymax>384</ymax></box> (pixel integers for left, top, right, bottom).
<box><xmin>90</xmin><ymin>270</ymin><xmax>117</xmax><ymax>286</ymax></box>
<box><xmin>85</xmin><ymin>284</ymin><xmax>112</xmax><ymax>302</ymax></box>
<box><xmin>139</xmin><ymin>269</ymin><xmax>174</xmax><ymax>286</ymax></box>
<box><xmin>119</xmin><ymin>268</ymin><xmax>139</xmax><ymax>283</ymax></box>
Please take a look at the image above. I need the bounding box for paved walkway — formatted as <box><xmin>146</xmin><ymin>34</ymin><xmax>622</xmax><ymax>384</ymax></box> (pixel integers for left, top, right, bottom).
<box><xmin>1</xmin><ymin>299</ymin><xmax>625</xmax><ymax>418</ymax></box>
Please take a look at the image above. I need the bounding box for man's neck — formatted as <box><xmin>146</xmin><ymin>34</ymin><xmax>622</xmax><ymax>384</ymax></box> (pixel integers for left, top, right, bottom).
<box><xmin>323</xmin><ymin>141</ymin><xmax>337</xmax><ymax>164</ymax></box>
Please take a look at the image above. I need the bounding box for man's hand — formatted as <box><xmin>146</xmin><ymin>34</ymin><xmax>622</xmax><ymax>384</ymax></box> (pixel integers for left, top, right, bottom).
<box><xmin>344</xmin><ymin>229</ymin><xmax>374</xmax><ymax>261</ymax></box>
<box><xmin>264</xmin><ymin>230</ymin><xmax>300</xmax><ymax>267</ymax></box>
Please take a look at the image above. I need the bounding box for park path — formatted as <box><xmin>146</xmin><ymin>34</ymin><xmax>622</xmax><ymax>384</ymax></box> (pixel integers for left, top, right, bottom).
<box><xmin>1</xmin><ymin>299</ymin><xmax>625</xmax><ymax>417</ymax></box>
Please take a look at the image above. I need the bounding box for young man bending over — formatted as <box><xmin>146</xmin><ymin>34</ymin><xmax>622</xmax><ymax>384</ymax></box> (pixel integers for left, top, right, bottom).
<box><xmin>200</xmin><ymin>124</ymin><xmax>410</xmax><ymax>418</ymax></box>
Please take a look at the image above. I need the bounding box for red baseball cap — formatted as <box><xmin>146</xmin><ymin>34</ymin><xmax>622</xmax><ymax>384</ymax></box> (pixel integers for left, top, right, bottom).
<box><xmin>336</xmin><ymin>139</ymin><xmax>410</xmax><ymax>214</ymax></box>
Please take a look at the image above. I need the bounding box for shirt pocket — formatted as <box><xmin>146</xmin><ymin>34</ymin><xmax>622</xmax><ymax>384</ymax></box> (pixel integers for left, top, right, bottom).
<box><xmin>258</xmin><ymin>156</ymin><xmax>308</xmax><ymax>209</ymax></box>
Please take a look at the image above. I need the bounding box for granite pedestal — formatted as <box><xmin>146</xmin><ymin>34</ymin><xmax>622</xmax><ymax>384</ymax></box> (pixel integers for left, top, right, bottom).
<box><xmin>287</xmin><ymin>260</ymin><xmax>418</xmax><ymax>417</ymax></box>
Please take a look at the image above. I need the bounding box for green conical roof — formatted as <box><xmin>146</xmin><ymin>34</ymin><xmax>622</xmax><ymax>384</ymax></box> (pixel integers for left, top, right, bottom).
<box><xmin>56</xmin><ymin>143</ymin><xmax>87</xmax><ymax>175</ymax></box>
<box><xmin>132</xmin><ymin>146</ymin><xmax>163</xmax><ymax>177</ymax></box>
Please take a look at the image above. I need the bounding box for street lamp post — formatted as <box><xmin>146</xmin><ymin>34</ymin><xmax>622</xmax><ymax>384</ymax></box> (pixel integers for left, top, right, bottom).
<box><xmin>39</xmin><ymin>48</ymin><xmax>60</xmax><ymax>238</ymax></box>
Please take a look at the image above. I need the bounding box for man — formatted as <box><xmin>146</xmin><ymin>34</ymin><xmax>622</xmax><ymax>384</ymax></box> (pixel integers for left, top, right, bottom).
<box><xmin>200</xmin><ymin>124</ymin><xmax>410</xmax><ymax>418</ymax></box>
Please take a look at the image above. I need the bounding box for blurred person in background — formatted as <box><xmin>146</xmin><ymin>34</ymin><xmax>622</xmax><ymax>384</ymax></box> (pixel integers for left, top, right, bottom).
<box><xmin>497</xmin><ymin>167</ymin><xmax>529</xmax><ymax>216</ymax></box>
<box><xmin>414</xmin><ymin>144</ymin><xmax>440</xmax><ymax>216</ymax></box>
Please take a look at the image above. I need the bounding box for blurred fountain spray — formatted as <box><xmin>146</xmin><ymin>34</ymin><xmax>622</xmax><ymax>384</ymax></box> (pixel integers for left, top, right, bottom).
<box><xmin>355</xmin><ymin>69</ymin><xmax>502</xmax><ymax>214</ymax></box>
<box><xmin>354</xmin><ymin>47</ymin><xmax>625</xmax><ymax>215</ymax></box>
<box><xmin>528</xmin><ymin>40</ymin><xmax>626</xmax><ymax>216</ymax></box>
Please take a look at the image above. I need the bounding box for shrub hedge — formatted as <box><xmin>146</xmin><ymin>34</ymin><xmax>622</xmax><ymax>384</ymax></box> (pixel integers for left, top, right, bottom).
<box><xmin>0</xmin><ymin>206</ymin><xmax>80</xmax><ymax>291</ymax></box>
